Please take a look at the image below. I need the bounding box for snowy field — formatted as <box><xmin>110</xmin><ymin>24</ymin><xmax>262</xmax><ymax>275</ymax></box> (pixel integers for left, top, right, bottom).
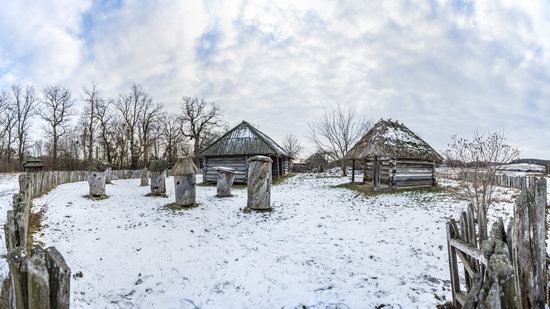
<box><xmin>27</xmin><ymin>173</ymin><xmax>521</xmax><ymax>309</ymax></box>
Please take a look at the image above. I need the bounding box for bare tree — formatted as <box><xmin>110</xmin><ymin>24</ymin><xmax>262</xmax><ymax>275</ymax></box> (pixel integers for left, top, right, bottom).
<box><xmin>115</xmin><ymin>83</ymin><xmax>153</xmax><ymax>169</ymax></box>
<box><xmin>308</xmin><ymin>103</ymin><xmax>371</xmax><ymax>176</ymax></box>
<box><xmin>41</xmin><ymin>85</ymin><xmax>74</xmax><ymax>169</ymax></box>
<box><xmin>82</xmin><ymin>83</ymin><xmax>102</xmax><ymax>163</ymax></box>
<box><xmin>282</xmin><ymin>134</ymin><xmax>303</xmax><ymax>159</ymax></box>
<box><xmin>138</xmin><ymin>100</ymin><xmax>162</xmax><ymax>165</ymax></box>
<box><xmin>160</xmin><ymin>115</ymin><xmax>184</xmax><ymax>165</ymax></box>
<box><xmin>445</xmin><ymin>131</ymin><xmax>519</xmax><ymax>238</ymax></box>
<box><xmin>12</xmin><ymin>84</ymin><xmax>40</xmax><ymax>167</ymax></box>
<box><xmin>179</xmin><ymin>97</ymin><xmax>222</xmax><ymax>156</ymax></box>
<box><xmin>95</xmin><ymin>98</ymin><xmax>116</xmax><ymax>164</ymax></box>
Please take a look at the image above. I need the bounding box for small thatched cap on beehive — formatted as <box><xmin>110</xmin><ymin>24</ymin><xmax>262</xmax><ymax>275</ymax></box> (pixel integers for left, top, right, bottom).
<box><xmin>248</xmin><ymin>155</ymin><xmax>273</xmax><ymax>163</ymax></box>
<box><xmin>22</xmin><ymin>157</ymin><xmax>45</xmax><ymax>170</ymax></box>
<box><xmin>149</xmin><ymin>159</ymin><xmax>167</xmax><ymax>172</ymax></box>
<box><xmin>87</xmin><ymin>159</ymin><xmax>109</xmax><ymax>172</ymax></box>
<box><xmin>172</xmin><ymin>157</ymin><xmax>199</xmax><ymax>176</ymax></box>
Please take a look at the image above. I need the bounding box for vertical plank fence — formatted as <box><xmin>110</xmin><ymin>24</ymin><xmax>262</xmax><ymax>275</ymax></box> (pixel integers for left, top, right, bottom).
<box><xmin>446</xmin><ymin>177</ymin><xmax>547</xmax><ymax>308</ymax></box>
<box><xmin>455</xmin><ymin>171</ymin><xmax>540</xmax><ymax>190</ymax></box>
<box><xmin>3</xmin><ymin>169</ymin><xmax>141</xmax><ymax>308</ymax></box>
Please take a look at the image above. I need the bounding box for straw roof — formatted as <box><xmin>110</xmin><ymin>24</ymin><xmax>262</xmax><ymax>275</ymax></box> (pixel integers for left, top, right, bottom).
<box><xmin>197</xmin><ymin>121</ymin><xmax>290</xmax><ymax>158</ymax></box>
<box><xmin>346</xmin><ymin>119</ymin><xmax>443</xmax><ymax>162</ymax></box>
<box><xmin>172</xmin><ymin>157</ymin><xmax>199</xmax><ymax>175</ymax></box>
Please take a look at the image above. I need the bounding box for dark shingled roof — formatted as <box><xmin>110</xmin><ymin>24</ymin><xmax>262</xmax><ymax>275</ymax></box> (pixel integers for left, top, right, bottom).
<box><xmin>345</xmin><ymin>119</ymin><xmax>443</xmax><ymax>162</ymax></box>
<box><xmin>197</xmin><ymin>121</ymin><xmax>290</xmax><ymax>158</ymax></box>
<box><xmin>22</xmin><ymin>157</ymin><xmax>45</xmax><ymax>168</ymax></box>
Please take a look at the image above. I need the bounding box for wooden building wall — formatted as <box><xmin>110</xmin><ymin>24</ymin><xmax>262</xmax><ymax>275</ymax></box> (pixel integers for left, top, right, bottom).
<box><xmin>204</xmin><ymin>156</ymin><xmax>248</xmax><ymax>183</ymax></box>
<box><xmin>203</xmin><ymin>155</ymin><xmax>290</xmax><ymax>184</ymax></box>
<box><xmin>362</xmin><ymin>156</ymin><xmax>436</xmax><ymax>189</ymax></box>
<box><xmin>392</xmin><ymin>159</ymin><xmax>435</xmax><ymax>188</ymax></box>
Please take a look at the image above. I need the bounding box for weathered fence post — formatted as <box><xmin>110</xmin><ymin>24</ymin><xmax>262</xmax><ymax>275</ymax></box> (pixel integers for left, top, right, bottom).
<box><xmin>4</xmin><ymin>174</ymin><xmax>72</xmax><ymax>309</ymax></box>
<box><xmin>513</xmin><ymin>177</ymin><xmax>547</xmax><ymax>308</ymax></box>
<box><xmin>140</xmin><ymin>168</ymin><xmax>149</xmax><ymax>186</ymax></box>
<box><xmin>246</xmin><ymin>156</ymin><xmax>272</xmax><ymax>212</ymax></box>
<box><xmin>172</xmin><ymin>157</ymin><xmax>198</xmax><ymax>207</ymax></box>
<box><xmin>105</xmin><ymin>167</ymin><xmax>112</xmax><ymax>184</ymax></box>
<box><xmin>149</xmin><ymin>160</ymin><xmax>166</xmax><ymax>196</ymax></box>
<box><xmin>215</xmin><ymin>167</ymin><xmax>235</xmax><ymax>197</ymax></box>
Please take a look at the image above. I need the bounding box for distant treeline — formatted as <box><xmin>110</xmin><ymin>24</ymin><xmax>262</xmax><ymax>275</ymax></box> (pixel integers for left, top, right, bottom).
<box><xmin>0</xmin><ymin>82</ymin><xmax>226</xmax><ymax>172</ymax></box>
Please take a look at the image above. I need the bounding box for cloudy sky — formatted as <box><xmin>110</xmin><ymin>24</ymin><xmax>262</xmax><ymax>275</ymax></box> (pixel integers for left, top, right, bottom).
<box><xmin>0</xmin><ymin>0</ymin><xmax>549</xmax><ymax>158</ymax></box>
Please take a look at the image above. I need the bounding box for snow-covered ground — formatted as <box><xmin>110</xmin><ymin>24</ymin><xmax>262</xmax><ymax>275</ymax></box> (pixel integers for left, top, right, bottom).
<box><xmin>30</xmin><ymin>173</ymin><xmax>520</xmax><ymax>308</ymax></box>
<box><xmin>0</xmin><ymin>173</ymin><xmax>20</xmax><ymax>281</ymax></box>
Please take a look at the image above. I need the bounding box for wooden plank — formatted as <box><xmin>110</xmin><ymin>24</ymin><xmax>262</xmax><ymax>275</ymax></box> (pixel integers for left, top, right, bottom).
<box><xmin>447</xmin><ymin>221</ymin><xmax>462</xmax><ymax>308</ymax></box>
<box><xmin>449</xmin><ymin>238</ymin><xmax>488</xmax><ymax>265</ymax></box>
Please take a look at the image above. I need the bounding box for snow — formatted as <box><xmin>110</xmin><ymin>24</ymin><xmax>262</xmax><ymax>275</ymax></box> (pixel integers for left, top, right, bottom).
<box><xmin>29</xmin><ymin>173</ymin><xmax>521</xmax><ymax>308</ymax></box>
<box><xmin>501</xmin><ymin>163</ymin><xmax>546</xmax><ymax>174</ymax></box>
<box><xmin>0</xmin><ymin>173</ymin><xmax>20</xmax><ymax>281</ymax></box>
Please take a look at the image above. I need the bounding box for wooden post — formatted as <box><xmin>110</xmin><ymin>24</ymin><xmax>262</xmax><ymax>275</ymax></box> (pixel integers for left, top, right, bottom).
<box><xmin>150</xmin><ymin>171</ymin><xmax>166</xmax><ymax>195</ymax></box>
<box><xmin>513</xmin><ymin>177</ymin><xmax>547</xmax><ymax>308</ymax></box>
<box><xmin>26</xmin><ymin>251</ymin><xmax>50</xmax><ymax>309</ymax></box>
<box><xmin>215</xmin><ymin>167</ymin><xmax>235</xmax><ymax>197</ymax></box>
<box><xmin>172</xmin><ymin>157</ymin><xmax>198</xmax><ymax>207</ymax></box>
<box><xmin>105</xmin><ymin>167</ymin><xmax>112</xmax><ymax>184</ymax></box>
<box><xmin>446</xmin><ymin>221</ymin><xmax>461</xmax><ymax>308</ymax></box>
<box><xmin>246</xmin><ymin>156</ymin><xmax>272</xmax><ymax>212</ymax></box>
<box><xmin>140</xmin><ymin>169</ymin><xmax>149</xmax><ymax>186</ymax></box>
<box><xmin>45</xmin><ymin>247</ymin><xmax>70</xmax><ymax>309</ymax></box>
<box><xmin>88</xmin><ymin>171</ymin><xmax>106</xmax><ymax>197</ymax></box>
<box><xmin>351</xmin><ymin>159</ymin><xmax>355</xmax><ymax>183</ymax></box>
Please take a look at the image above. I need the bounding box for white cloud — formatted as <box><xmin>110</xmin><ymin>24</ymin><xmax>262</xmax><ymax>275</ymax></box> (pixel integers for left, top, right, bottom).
<box><xmin>0</xmin><ymin>0</ymin><xmax>549</xmax><ymax>158</ymax></box>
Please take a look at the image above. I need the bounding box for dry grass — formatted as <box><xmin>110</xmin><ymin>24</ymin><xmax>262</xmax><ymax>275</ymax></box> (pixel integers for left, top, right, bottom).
<box><xmin>0</xmin><ymin>276</ymin><xmax>9</xmax><ymax>309</ymax></box>
<box><xmin>334</xmin><ymin>182</ymin><xmax>447</xmax><ymax>197</ymax></box>
<box><xmin>28</xmin><ymin>204</ymin><xmax>48</xmax><ymax>247</ymax></box>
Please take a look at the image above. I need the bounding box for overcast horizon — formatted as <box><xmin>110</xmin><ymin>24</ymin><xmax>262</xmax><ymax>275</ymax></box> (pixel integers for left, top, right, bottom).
<box><xmin>1</xmin><ymin>0</ymin><xmax>549</xmax><ymax>159</ymax></box>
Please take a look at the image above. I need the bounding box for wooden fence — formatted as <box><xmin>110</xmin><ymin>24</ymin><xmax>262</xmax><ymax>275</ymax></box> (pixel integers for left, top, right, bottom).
<box><xmin>454</xmin><ymin>171</ymin><xmax>539</xmax><ymax>190</ymax></box>
<box><xmin>3</xmin><ymin>169</ymin><xmax>143</xmax><ymax>308</ymax></box>
<box><xmin>25</xmin><ymin>169</ymin><xmax>144</xmax><ymax>199</ymax></box>
<box><xmin>446</xmin><ymin>177</ymin><xmax>547</xmax><ymax>308</ymax></box>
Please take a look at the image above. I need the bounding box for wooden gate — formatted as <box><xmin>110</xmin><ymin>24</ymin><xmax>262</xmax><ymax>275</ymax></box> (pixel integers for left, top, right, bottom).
<box><xmin>446</xmin><ymin>177</ymin><xmax>547</xmax><ymax>308</ymax></box>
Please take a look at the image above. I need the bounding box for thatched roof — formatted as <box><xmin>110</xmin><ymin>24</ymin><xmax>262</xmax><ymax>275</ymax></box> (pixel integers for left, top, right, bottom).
<box><xmin>22</xmin><ymin>157</ymin><xmax>44</xmax><ymax>168</ymax></box>
<box><xmin>345</xmin><ymin>119</ymin><xmax>443</xmax><ymax>162</ymax></box>
<box><xmin>172</xmin><ymin>157</ymin><xmax>199</xmax><ymax>175</ymax></box>
<box><xmin>197</xmin><ymin>121</ymin><xmax>290</xmax><ymax>158</ymax></box>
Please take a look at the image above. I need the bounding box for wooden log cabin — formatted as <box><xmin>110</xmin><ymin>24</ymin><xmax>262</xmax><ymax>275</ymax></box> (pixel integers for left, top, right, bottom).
<box><xmin>197</xmin><ymin>121</ymin><xmax>292</xmax><ymax>184</ymax></box>
<box><xmin>346</xmin><ymin>119</ymin><xmax>443</xmax><ymax>189</ymax></box>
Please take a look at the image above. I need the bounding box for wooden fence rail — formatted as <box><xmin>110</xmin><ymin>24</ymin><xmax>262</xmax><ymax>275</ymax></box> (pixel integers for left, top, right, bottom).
<box><xmin>4</xmin><ymin>170</ymin><xmax>143</xmax><ymax>308</ymax></box>
<box><xmin>446</xmin><ymin>177</ymin><xmax>547</xmax><ymax>308</ymax></box>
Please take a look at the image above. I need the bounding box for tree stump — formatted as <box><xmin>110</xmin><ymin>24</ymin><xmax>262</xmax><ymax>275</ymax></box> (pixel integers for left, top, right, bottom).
<box><xmin>172</xmin><ymin>157</ymin><xmax>198</xmax><ymax>207</ymax></box>
<box><xmin>140</xmin><ymin>169</ymin><xmax>149</xmax><ymax>186</ymax></box>
<box><xmin>150</xmin><ymin>171</ymin><xmax>166</xmax><ymax>195</ymax></box>
<box><xmin>214</xmin><ymin>167</ymin><xmax>235</xmax><ymax>197</ymax></box>
<box><xmin>88</xmin><ymin>171</ymin><xmax>106</xmax><ymax>197</ymax></box>
<box><xmin>246</xmin><ymin>156</ymin><xmax>272</xmax><ymax>211</ymax></box>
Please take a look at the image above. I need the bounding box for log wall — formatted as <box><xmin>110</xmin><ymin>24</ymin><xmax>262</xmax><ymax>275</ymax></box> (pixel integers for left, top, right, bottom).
<box><xmin>204</xmin><ymin>156</ymin><xmax>248</xmax><ymax>183</ymax></box>
<box><xmin>392</xmin><ymin>160</ymin><xmax>436</xmax><ymax>189</ymax></box>
<box><xmin>362</xmin><ymin>157</ymin><xmax>436</xmax><ymax>189</ymax></box>
<box><xmin>204</xmin><ymin>156</ymin><xmax>290</xmax><ymax>183</ymax></box>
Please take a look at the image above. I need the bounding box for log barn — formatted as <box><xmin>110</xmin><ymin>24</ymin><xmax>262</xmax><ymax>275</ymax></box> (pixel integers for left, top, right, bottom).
<box><xmin>346</xmin><ymin>119</ymin><xmax>443</xmax><ymax>189</ymax></box>
<box><xmin>197</xmin><ymin>121</ymin><xmax>292</xmax><ymax>183</ymax></box>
